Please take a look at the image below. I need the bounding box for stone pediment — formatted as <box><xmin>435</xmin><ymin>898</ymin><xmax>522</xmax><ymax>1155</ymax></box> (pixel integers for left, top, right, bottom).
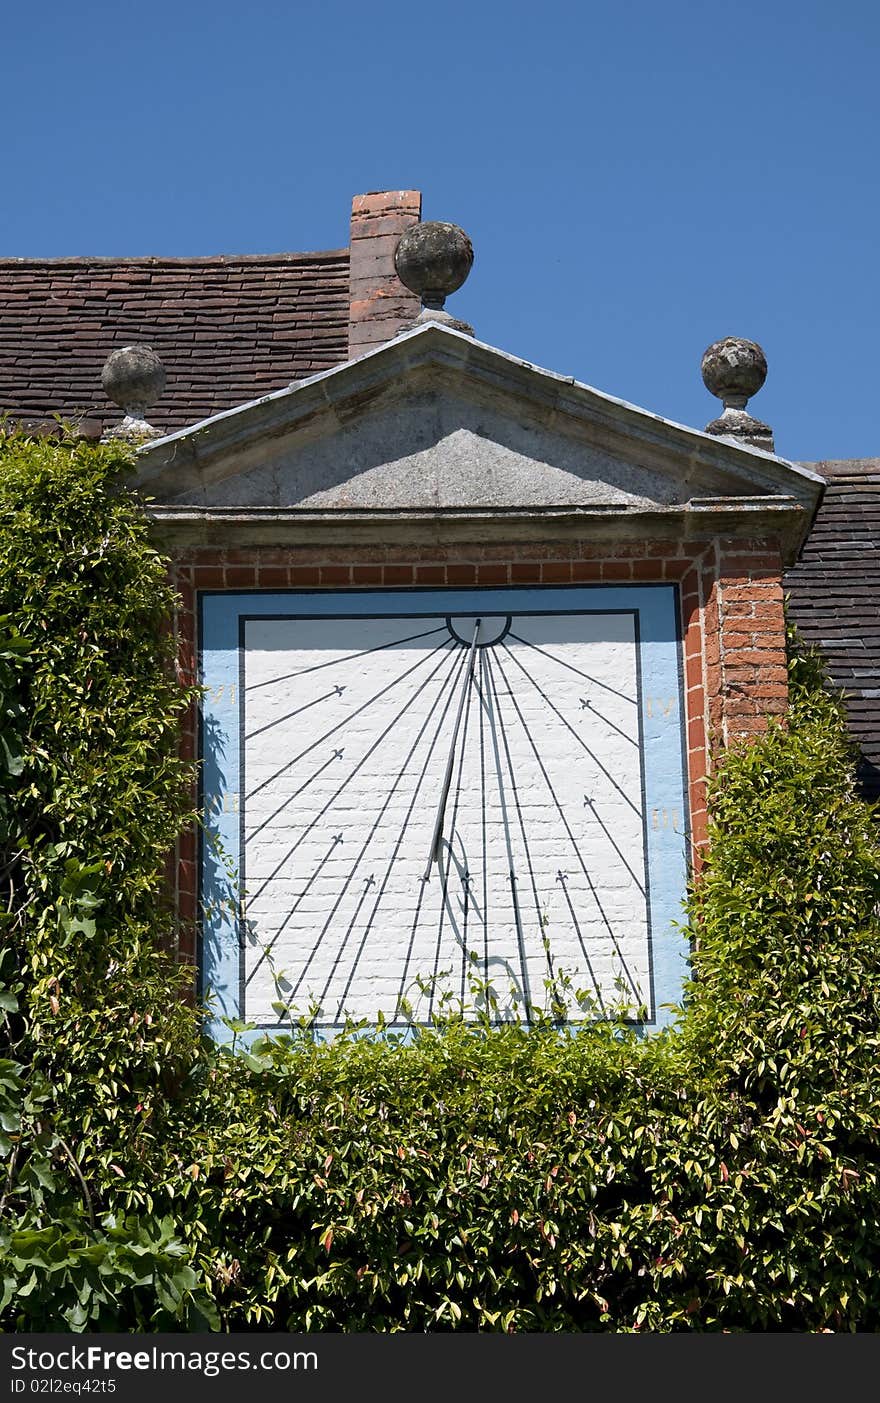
<box><xmin>135</xmin><ymin>324</ymin><xmax>824</xmax><ymax>560</ymax></box>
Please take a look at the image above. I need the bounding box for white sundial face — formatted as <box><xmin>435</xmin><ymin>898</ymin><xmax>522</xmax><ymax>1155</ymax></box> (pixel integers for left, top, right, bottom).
<box><xmin>200</xmin><ymin>586</ymin><xmax>691</xmax><ymax>1038</ymax></box>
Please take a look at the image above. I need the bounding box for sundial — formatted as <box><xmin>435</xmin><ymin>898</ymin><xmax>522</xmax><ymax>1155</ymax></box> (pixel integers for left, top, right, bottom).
<box><xmin>200</xmin><ymin>584</ymin><xmax>690</xmax><ymax>1037</ymax></box>
<box><xmin>125</xmin><ymin>212</ymin><xmax>824</xmax><ymax>1043</ymax></box>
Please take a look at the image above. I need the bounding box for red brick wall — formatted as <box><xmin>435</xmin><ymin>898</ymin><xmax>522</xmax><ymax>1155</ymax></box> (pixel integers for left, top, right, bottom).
<box><xmin>167</xmin><ymin>536</ymin><xmax>787</xmax><ymax>965</ymax></box>
<box><xmin>713</xmin><ymin>546</ymin><xmax>788</xmax><ymax>741</ymax></box>
<box><xmin>348</xmin><ymin>191</ymin><xmax>421</xmax><ymax>357</ymax></box>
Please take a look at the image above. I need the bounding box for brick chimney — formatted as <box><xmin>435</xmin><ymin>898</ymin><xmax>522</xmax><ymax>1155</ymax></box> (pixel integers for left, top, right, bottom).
<box><xmin>348</xmin><ymin>190</ymin><xmax>421</xmax><ymax>357</ymax></box>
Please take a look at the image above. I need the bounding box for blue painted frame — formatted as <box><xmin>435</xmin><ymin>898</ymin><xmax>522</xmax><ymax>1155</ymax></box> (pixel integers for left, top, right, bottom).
<box><xmin>199</xmin><ymin>584</ymin><xmax>690</xmax><ymax>1042</ymax></box>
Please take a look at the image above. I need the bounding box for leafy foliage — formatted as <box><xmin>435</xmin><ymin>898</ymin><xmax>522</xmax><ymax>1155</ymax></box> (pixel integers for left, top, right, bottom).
<box><xmin>2</xmin><ymin>431</ymin><xmax>879</xmax><ymax>1331</ymax></box>
<box><xmin>0</xmin><ymin>433</ymin><xmax>211</xmax><ymax>1328</ymax></box>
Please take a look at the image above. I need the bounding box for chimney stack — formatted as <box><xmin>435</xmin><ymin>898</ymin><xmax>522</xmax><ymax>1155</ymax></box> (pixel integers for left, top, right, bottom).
<box><xmin>348</xmin><ymin>190</ymin><xmax>421</xmax><ymax>357</ymax></box>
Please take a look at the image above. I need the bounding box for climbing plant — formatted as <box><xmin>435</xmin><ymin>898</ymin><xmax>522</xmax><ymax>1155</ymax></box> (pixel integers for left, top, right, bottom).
<box><xmin>1</xmin><ymin>430</ymin><xmax>879</xmax><ymax>1331</ymax></box>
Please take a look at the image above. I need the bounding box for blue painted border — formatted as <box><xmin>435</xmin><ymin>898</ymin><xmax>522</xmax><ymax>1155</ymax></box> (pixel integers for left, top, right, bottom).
<box><xmin>198</xmin><ymin>584</ymin><xmax>690</xmax><ymax>1042</ymax></box>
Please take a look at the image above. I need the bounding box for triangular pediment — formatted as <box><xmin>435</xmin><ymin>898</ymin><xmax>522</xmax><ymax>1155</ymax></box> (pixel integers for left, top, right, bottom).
<box><xmin>135</xmin><ymin>324</ymin><xmax>823</xmax><ymax>556</ymax></box>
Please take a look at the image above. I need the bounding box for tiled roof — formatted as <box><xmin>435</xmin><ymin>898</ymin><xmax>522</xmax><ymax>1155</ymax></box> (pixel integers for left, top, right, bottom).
<box><xmin>0</xmin><ymin>252</ymin><xmax>349</xmax><ymax>436</ymax></box>
<box><xmin>785</xmin><ymin>459</ymin><xmax>880</xmax><ymax>800</ymax></box>
<box><xmin>1</xmin><ymin>248</ymin><xmax>877</xmax><ymax>796</ymax></box>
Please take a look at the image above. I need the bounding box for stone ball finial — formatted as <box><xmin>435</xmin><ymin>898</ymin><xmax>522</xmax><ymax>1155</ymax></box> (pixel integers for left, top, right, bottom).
<box><xmin>395</xmin><ymin>221</ymin><xmax>474</xmax><ymax>306</ymax></box>
<box><xmin>102</xmin><ymin>344</ymin><xmax>166</xmax><ymax>415</ymax></box>
<box><xmin>701</xmin><ymin>336</ymin><xmax>767</xmax><ymax>410</ymax></box>
<box><xmin>701</xmin><ymin>336</ymin><xmax>774</xmax><ymax>453</ymax></box>
<box><xmin>394</xmin><ymin>222</ymin><xmax>475</xmax><ymax>335</ymax></box>
<box><xmin>101</xmin><ymin>345</ymin><xmax>166</xmax><ymax>444</ymax></box>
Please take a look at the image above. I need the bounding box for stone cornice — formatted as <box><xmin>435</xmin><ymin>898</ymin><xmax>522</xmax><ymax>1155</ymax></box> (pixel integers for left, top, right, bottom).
<box><xmin>146</xmin><ymin>496</ymin><xmax>808</xmax><ymax>561</ymax></box>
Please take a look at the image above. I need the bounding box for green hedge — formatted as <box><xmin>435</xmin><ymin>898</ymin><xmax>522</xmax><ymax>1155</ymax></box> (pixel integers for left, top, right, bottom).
<box><xmin>2</xmin><ymin>431</ymin><xmax>879</xmax><ymax>1331</ymax></box>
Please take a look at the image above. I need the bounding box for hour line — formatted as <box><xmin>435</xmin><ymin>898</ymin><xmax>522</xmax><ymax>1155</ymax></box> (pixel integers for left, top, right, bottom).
<box><xmin>246</xmin><ymin>636</ymin><xmax>454</xmax><ymax>802</ymax></box>
<box><xmin>478</xmin><ymin>650</ymin><xmax>490</xmax><ymax>997</ymax></box>
<box><xmin>244</xmin><ymin>643</ymin><xmax>461</xmax><ymax>906</ymax></box>
<box><xmin>244</xmin><ymin>832</ymin><xmax>344</xmax><ymax>989</ymax></box>
<box><xmin>246</xmin><ymin>624</ymin><xmax>448</xmax><ymax>692</ymax></box>
<box><xmin>244</xmin><ymin>684</ymin><xmax>345</xmax><ymax>742</ymax></box>
<box><xmin>500</xmin><ymin>642</ymin><xmax>642</xmax><ymax>819</ymax></box>
<box><xmin>484</xmin><ymin>650</ymin><xmax>555</xmax><ymax>1004</ymax></box>
<box><xmin>341</xmin><ymin>645</ymin><xmax>476</xmax><ymax>1019</ymax></box>
<box><xmin>282</xmin><ymin>644</ymin><xmax>471</xmax><ymax>1014</ymax></box>
<box><xmin>555</xmin><ymin>871</ymin><xmax>607</xmax><ymax>1014</ymax></box>
<box><xmin>396</xmin><ymin>652</ymin><xmax>484</xmax><ymax>1013</ymax></box>
<box><xmin>244</xmin><ymin>748</ymin><xmax>345</xmax><ymax>846</ymax></box>
<box><xmin>479</xmin><ymin>645</ymin><xmax>533</xmax><ymax>1023</ymax></box>
<box><xmin>324</xmin><ymin>873</ymin><xmax>379</xmax><ymax>1024</ymax></box>
<box><xmin>580</xmin><ymin>791</ymin><xmax>647</xmax><ymax>896</ymax></box>
<box><xmin>507</xmin><ymin>631</ymin><xmax>637</xmax><ymax>704</ymax></box>
<box><xmin>424</xmin><ymin>616</ymin><xmax>481</xmax><ymax>878</ymax></box>
<box><xmin>430</xmin><ymin>625</ymin><xmax>480</xmax><ymax>1019</ymax></box>
<box><xmin>489</xmin><ymin>648</ymin><xmax>643</xmax><ymax>1008</ymax></box>
<box><xmin>578</xmin><ymin>695</ymin><xmax>639</xmax><ymax>747</ymax></box>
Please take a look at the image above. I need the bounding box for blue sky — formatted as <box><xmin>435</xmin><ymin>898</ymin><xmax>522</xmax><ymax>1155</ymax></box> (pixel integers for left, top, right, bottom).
<box><xmin>3</xmin><ymin>0</ymin><xmax>878</xmax><ymax>463</ymax></box>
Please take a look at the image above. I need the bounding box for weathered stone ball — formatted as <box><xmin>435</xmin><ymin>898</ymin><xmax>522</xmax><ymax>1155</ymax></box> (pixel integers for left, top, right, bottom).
<box><xmin>701</xmin><ymin>336</ymin><xmax>767</xmax><ymax>403</ymax></box>
<box><xmin>394</xmin><ymin>221</ymin><xmax>474</xmax><ymax>303</ymax></box>
<box><xmin>101</xmin><ymin>344</ymin><xmax>166</xmax><ymax>411</ymax></box>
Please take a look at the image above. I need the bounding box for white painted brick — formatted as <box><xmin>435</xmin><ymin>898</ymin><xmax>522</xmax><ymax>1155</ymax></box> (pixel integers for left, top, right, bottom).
<box><xmin>242</xmin><ymin>610</ymin><xmax>653</xmax><ymax>1025</ymax></box>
